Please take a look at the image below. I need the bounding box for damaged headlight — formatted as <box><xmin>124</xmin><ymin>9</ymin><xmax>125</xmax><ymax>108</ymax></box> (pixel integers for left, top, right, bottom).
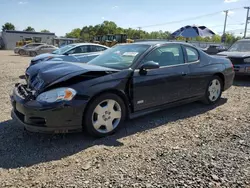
<box><xmin>36</xmin><ymin>88</ymin><xmax>77</xmax><ymax>103</ymax></box>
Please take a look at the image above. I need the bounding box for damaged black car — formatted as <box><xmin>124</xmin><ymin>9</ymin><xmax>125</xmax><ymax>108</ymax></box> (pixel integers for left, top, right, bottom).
<box><xmin>11</xmin><ymin>42</ymin><xmax>235</xmax><ymax>137</ymax></box>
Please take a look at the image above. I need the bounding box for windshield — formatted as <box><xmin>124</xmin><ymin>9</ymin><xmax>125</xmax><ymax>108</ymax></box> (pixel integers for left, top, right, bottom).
<box><xmin>228</xmin><ymin>41</ymin><xmax>250</xmax><ymax>52</ymax></box>
<box><xmin>87</xmin><ymin>44</ymin><xmax>150</xmax><ymax>69</ymax></box>
<box><xmin>52</xmin><ymin>44</ymin><xmax>76</xmax><ymax>54</ymax></box>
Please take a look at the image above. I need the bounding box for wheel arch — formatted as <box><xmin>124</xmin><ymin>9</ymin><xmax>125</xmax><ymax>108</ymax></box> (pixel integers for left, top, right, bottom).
<box><xmin>83</xmin><ymin>89</ymin><xmax>131</xmax><ymax>122</ymax></box>
<box><xmin>213</xmin><ymin>72</ymin><xmax>225</xmax><ymax>90</ymax></box>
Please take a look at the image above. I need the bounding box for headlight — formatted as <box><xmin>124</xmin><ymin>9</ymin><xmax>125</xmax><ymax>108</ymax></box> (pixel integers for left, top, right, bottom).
<box><xmin>244</xmin><ymin>58</ymin><xmax>250</xmax><ymax>63</ymax></box>
<box><xmin>36</xmin><ymin>88</ymin><xmax>76</xmax><ymax>103</ymax></box>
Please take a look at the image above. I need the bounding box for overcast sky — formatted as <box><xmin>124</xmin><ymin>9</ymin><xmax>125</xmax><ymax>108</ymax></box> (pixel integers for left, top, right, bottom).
<box><xmin>0</xmin><ymin>0</ymin><xmax>250</xmax><ymax>36</ymax></box>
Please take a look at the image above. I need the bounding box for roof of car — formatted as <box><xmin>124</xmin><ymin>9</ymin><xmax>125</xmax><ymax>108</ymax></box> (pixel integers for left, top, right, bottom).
<box><xmin>238</xmin><ymin>39</ymin><xmax>250</xmax><ymax>42</ymax></box>
<box><xmin>133</xmin><ymin>41</ymin><xmax>196</xmax><ymax>47</ymax></box>
<box><xmin>72</xmin><ymin>43</ymin><xmax>109</xmax><ymax>48</ymax></box>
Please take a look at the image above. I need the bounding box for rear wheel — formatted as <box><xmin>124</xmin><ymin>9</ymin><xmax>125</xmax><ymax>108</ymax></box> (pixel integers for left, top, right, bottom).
<box><xmin>83</xmin><ymin>93</ymin><xmax>126</xmax><ymax>137</ymax></box>
<box><xmin>18</xmin><ymin>50</ymin><xmax>25</xmax><ymax>56</ymax></box>
<box><xmin>202</xmin><ymin>76</ymin><xmax>223</xmax><ymax>104</ymax></box>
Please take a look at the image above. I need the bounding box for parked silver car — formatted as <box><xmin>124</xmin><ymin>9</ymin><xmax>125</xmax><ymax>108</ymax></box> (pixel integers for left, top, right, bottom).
<box><xmin>25</xmin><ymin>44</ymin><xmax>58</xmax><ymax>57</ymax></box>
<box><xmin>14</xmin><ymin>43</ymin><xmax>45</xmax><ymax>55</ymax></box>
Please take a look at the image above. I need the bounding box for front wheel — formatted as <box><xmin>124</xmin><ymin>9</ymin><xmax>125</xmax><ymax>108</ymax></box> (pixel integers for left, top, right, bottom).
<box><xmin>202</xmin><ymin>76</ymin><xmax>223</xmax><ymax>104</ymax></box>
<box><xmin>19</xmin><ymin>50</ymin><xmax>25</xmax><ymax>56</ymax></box>
<box><xmin>83</xmin><ymin>93</ymin><xmax>126</xmax><ymax>137</ymax></box>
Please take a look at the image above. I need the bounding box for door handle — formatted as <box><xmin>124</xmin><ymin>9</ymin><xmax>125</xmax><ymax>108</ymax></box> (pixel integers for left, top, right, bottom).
<box><xmin>181</xmin><ymin>72</ymin><xmax>187</xmax><ymax>76</ymax></box>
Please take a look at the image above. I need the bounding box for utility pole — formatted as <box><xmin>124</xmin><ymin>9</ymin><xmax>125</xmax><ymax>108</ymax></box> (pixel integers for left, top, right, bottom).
<box><xmin>223</xmin><ymin>10</ymin><xmax>228</xmax><ymax>36</ymax></box>
<box><xmin>244</xmin><ymin>7</ymin><xmax>250</xmax><ymax>38</ymax></box>
<box><xmin>138</xmin><ymin>27</ymin><xmax>141</xmax><ymax>39</ymax></box>
<box><xmin>221</xmin><ymin>10</ymin><xmax>229</xmax><ymax>43</ymax></box>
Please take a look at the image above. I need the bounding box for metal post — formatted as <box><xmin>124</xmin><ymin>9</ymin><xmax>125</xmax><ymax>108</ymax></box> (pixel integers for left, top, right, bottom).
<box><xmin>138</xmin><ymin>27</ymin><xmax>141</xmax><ymax>39</ymax></box>
<box><xmin>244</xmin><ymin>7</ymin><xmax>250</xmax><ymax>38</ymax></box>
<box><xmin>223</xmin><ymin>10</ymin><xmax>228</xmax><ymax>35</ymax></box>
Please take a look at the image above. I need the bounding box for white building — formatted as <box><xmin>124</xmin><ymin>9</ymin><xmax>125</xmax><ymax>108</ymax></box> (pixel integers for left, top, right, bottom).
<box><xmin>1</xmin><ymin>30</ymin><xmax>56</xmax><ymax>50</ymax></box>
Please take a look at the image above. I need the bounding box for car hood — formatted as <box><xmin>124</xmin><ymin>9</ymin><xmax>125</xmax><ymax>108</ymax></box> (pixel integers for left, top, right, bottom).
<box><xmin>31</xmin><ymin>53</ymin><xmax>63</xmax><ymax>61</ymax></box>
<box><xmin>26</xmin><ymin>61</ymin><xmax>119</xmax><ymax>92</ymax></box>
<box><xmin>217</xmin><ymin>51</ymin><xmax>250</xmax><ymax>58</ymax></box>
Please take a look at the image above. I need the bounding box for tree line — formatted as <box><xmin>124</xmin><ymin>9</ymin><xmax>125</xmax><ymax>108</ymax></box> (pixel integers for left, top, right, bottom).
<box><xmin>2</xmin><ymin>22</ymin><xmax>50</xmax><ymax>33</ymax></box>
<box><xmin>2</xmin><ymin>21</ymin><xmax>242</xmax><ymax>44</ymax></box>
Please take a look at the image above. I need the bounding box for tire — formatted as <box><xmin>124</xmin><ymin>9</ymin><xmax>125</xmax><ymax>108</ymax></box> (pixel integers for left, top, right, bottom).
<box><xmin>202</xmin><ymin>76</ymin><xmax>223</xmax><ymax>104</ymax></box>
<box><xmin>30</xmin><ymin>51</ymin><xmax>37</xmax><ymax>57</ymax></box>
<box><xmin>19</xmin><ymin>50</ymin><xmax>25</xmax><ymax>56</ymax></box>
<box><xmin>83</xmin><ymin>93</ymin><xmax>126</xmax><ymax>137</ymax></box>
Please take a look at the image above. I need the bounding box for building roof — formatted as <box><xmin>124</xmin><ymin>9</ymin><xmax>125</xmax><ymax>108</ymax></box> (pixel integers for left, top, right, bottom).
<box><xmin>53</xmin><ymin>37</ymin><xmax>79</xmax><ymax>41</ymax></box>
<box><xmin>3</xmin><ymin>30</ymin><xmax>55</xmax><ymax>36</ymax></box>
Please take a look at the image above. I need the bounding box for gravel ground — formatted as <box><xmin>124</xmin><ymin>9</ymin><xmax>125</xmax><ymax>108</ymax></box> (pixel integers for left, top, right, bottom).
<box><xmin>0</xmin><ymin>50</ymin><xmax>249</xmax><ymax>188</ymax></box>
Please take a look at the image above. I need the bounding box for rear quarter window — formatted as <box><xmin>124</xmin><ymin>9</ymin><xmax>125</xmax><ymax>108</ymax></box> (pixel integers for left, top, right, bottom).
<box><xmin>185</xmin><ymin>46</ymin><xmax>199</xmax><ymax>62</ymax></box>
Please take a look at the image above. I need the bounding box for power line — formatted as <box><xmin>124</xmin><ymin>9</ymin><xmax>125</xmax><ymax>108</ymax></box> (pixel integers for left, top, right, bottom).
<box><xmin>137</xmin><ymin>11</ymin><xmax>222</xmax><ymax>28</ymax></box>
<box><xmin>227</xmin><ymin>15</ymin><xmax>244</xmax><ymax>25</ymax></box>
<box><xmin>210</xmin><ymin>23</ymin><xmax>244</xmax><ymax>28</ymax></box>
<box><xmin>135</xmin><ymin>7</ymin><xmax>243</xmax><ymax>29</ymax></box>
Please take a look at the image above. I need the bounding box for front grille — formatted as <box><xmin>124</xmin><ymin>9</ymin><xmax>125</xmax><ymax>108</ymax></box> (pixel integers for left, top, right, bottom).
<box><xmin>28</xmin><ymin>117</ymin><xmax>46</xmax><ymax>126</ymax></box>
<box><xmin>228</xmin><ymin>57</ymin><xmax>244</xmax><ymax>65</ymax></box>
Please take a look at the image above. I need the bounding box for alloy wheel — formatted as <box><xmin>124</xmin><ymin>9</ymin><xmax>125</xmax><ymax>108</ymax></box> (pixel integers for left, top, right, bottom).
<box><xmin>208</xmin><ymin>79</ymin><xmax>221</xmax><ymax>102</ymax></box>
<box><xmin>92</xmin><ymin>99</ymin><xmax>122</xmax><ymax>133</ymax></box>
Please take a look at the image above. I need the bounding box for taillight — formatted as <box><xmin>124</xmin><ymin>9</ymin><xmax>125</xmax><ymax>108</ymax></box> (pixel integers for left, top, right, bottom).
<box><xmin>228</xmin><ymin>59</ymin><xmax>234</xmax><ymax>70</ymax></box>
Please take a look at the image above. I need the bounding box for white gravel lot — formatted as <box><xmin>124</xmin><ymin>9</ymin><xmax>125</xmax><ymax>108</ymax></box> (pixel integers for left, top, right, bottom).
<box><xmin>0</xmin><ymin>50</ymin><xmax>249</xmax><ymax>188</ymax></box>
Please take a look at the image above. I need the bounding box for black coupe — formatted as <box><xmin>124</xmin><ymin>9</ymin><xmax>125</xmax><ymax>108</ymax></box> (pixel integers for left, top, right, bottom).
<box><xmin>11</xmin><ymin>41</ymin><xmax>235</xmax><ymax>137</ymax></box>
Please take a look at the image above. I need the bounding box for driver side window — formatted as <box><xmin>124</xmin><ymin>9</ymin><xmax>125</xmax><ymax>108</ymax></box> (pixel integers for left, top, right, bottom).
<box><xmin>142</xmin><ymin>45</ymin><xmax>184</xmax><ymax>67</ymax></box>
<box><xmin>68</xmin><ymin>46</ymin><xmax>89</xmax><ymax>54</ymax></box>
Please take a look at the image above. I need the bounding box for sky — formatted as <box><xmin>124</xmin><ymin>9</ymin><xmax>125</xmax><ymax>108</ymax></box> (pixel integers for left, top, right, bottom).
<box><xmin>0</xmin><ymin>0</ymin><xmax>250</xmax><ymax>37</ymax></box>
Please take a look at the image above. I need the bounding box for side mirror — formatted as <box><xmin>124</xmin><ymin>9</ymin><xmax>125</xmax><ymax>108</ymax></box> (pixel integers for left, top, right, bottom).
<box><xmin>139</xmin><ymin>61</ymin><xmax>160</xmax><ymax>70</ymax></box>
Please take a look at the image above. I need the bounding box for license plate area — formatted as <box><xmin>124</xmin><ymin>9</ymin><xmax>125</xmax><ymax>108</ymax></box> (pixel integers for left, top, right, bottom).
<box><xmin>245</xmin><ymin>67</ymin><xmax>250</xmax><ymax>72</ymax></box>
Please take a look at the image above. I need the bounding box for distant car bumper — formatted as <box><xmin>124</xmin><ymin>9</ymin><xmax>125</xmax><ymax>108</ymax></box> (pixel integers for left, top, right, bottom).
<box><xmin>14</xmin><ymin>48</ymin><xmax>19</xmax><ymax>54</ymax></box>
<box><xmin>10</xmin><ymin>84</ymin><xmax>87</xmax><ymax>134</ymax></box>
<box><xmin>233</xmin><ymin>64</ymin><xmax>250</xmax><ymax>76</ymax></box>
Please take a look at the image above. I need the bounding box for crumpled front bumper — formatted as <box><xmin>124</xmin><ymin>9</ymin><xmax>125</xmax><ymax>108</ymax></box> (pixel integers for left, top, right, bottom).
<box><xmin>10</xmin><ymin>84</ymin><xmax>87</xmax><ymax>134</ymax></box>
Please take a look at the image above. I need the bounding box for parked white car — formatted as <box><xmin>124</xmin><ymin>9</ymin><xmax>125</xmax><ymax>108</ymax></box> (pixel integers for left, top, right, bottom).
<box><xmin>30</xmin><ymin>43</ymin><xmax>109</xmax><ymax>65</ymax></box>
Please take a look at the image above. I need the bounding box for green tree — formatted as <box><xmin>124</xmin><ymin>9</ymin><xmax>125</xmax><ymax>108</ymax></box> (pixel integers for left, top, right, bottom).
<box><xmin>63</xmin><ymin>21</ymin><xmax>240</xmax><ymax>43</ymax></box>
<box><xmin>66</xmin><ymin>28</ymin><xmax>81</xmax><ymax>38</ymax></box>
<box><xmin>24</xmin><ymin>26</ymin><xmax>35</xmax><ymax>31</ymax></box>
<box><xmin>2</xmin><ymin>22</ymin><xmax>15</xmax><ymax>31</ymax></box>
<box><xmin>211</xmin><ymin>35</ymin><xmax>221</xmax><ymax>43</ymax></box>
<box><xmin>80</xmin><ymin>26</ymin><xmax>90</xmax><ymax>40</ymax></box>
<box><xmin>41</xmin><ymin>29</ymin><xmax>50</xmax><ymax>33</ymax></box>
<box><xmin>224</xmin><ymin>33</ymin><xmax>242</xmax><ymax>44</ymax></box>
